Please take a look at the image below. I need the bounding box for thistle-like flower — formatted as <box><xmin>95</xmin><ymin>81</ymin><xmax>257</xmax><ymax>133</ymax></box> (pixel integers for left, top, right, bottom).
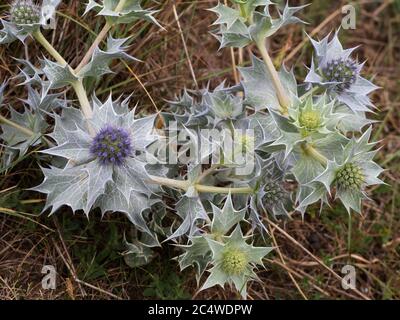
<box><xmin>33</xmin><ymin>97</ymin><xmax>159</xmax><ymax>234</ymax></box>
<box><xmin>321</xmin><ymin>58</ymin><xmax>358</xmax><ymax>92</ymax></box>
<box><xmin>299</xmin><ymin>127</ymin><xmax>384</xmax><ymax>213</ymax></box>
<box><xmin>90</xmin><ymin>126</ymin><xmax>132</xmax><ymax>166</ymax></box>
<box><xmin>305</xmin><ymin>31</ymin><xmax>379</xmax><ymax>112</ymax></box>
<box><xmin>221</xmin><ymin>248</ymin><xmax>247</xmax><ymax>275</ymax></box>
<box><xmin>201</xmin><ymin>225</ymin><xmax>272</xmax><ymax>298</ymax></box>
<box><xmin>287</xmin><ymin>95</ymin><xmax>342</xmax><ymax>137</ymax></box>
<box><xmin>10</xmin><ymin>0</ymin><xmax>40</xmax><ymax>25</ymax></box>
<box><xmin>0</xmin><ymin>0</ymin><xmax>61</xmax><ymax>44</ymax></box>
<box><xmin>268</xmin><ymin>94</ymin><xmax>348</xmax><ymax>169</ymax></box>
<box><xmin>335</xmin><ymin>162</ymin><xmax>364</xmax><ymax>190</ymax></box>
<box><xmin>261</xmin><ymin>181</ymin><xmax>285</xmax><ymax>207</ymax></box>
<box><xmin>250</xmin><ymin>160</ymin><xmax>292</xmax><ymax>220</ymax></box>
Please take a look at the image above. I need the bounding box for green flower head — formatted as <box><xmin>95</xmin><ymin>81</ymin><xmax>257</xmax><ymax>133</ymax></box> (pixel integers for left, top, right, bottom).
<box><xmin>335</xmin><ymin>162</ymin><xmax>365</xmax><ymax>190</ymax></box>
<box><xmin>299</xmin><ymin>109</ymin><xmax>322</xmax><ymax>131</ymax></box>
<box><xmin>1</xmin><ymin>0</ymin><xmax>61</xmax><ymax>45</ymax></box>
<box><xmin>288</xmin><ymin>95</ymin><xmax>339</xmax><ymax>137</ymax></box>
<box><xmin>10</xmin><ymin>0</ymin><xmax>40</xmax><ymax>25</ymax></box>
<box><xmin>201</xmin><ymin>225</ymin><xmax>273</xmax><ymax>298</ymax></box>
<box><xmin>299</xmin><ymin>127</ymin><xmax>384</xmax><ymax>213</ymax></box>
<box><xmin>221</xmin><ymin>248</ymin><xmax>247</xmax><ymax>275</ymax></box>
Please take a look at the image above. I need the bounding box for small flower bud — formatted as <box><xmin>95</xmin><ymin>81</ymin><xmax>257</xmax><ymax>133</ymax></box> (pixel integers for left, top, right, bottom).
<box><xmin>299</xmin><ymin>110</ymin><xmax>322</xmax><ymax>131</ymax></box>
<box><xmin>10</xmin><ymin>0</ymin><xmax>40</xmax><ymax>25</ymax></box>
<box><xmin>262</xmin><ymin>181</ymin><xmax>284</xmax><ymax>207</ymax></box>
<box><xmin>221</xmin><ymin>248</ymin><xmax>247</xmax><ymax>275</ymax></box>
<box><xmin>336</xmin><ymin>163</ymin><xmax>364</xmax><ymax>189</ymax></box>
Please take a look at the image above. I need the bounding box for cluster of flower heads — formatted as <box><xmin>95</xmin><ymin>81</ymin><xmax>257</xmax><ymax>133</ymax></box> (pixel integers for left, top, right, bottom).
<box><xmin>0</xmin><ymin>1</ymin><xmax>385</xmax><ymax>299</ymax></box>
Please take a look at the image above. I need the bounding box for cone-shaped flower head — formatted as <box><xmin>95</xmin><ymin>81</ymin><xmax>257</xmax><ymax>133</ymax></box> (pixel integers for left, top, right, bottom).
<box><xmin>299</xmin><ymin>109</ymin><xmax>322</xmax><ymax>131</ymax></box>
<box><xmin>90</xmin><ymin>126</ymin><xmax>132</xmax><ymax>166</ymax></box>
<box><xmin>322</xmin><ymin>58</ymin><xmax>358</xmax><ymax>92</ymax></box>
<box><xmin>249</xmin><ymin>160</ymin><xmax>292</xmax><ymax>223</ymax></box>
<box><xmin>305</xmin><ymin>31</ymin><xmax>378</xmax><ymax>112</ymax></box>
<box><xmin>33</xmin><ymin>97</ymin><xmax>159</xmax><ymax>233</ymax></box>
<box><xmin>201</xmin><ymin>225</ymin><xmax>273</xmax><ymax>298</ymax></box>
<box><xmin>300</xmin><ymin>127</ymin><xmax>384</xmax><ymax>213</ymax></box>
<box><xmin>335</xmin><ymin>162</ymin><xmax>364</xmax><ymax>190</ymax></box>
<box><xmin>291</xmin><ymin>95</ymin><xmax>341</xmax><ymax>135</ymax></box>
<box><xmin>262</xmin><ymin>181</ymin><xmax>285</xmax><ymax>207</ymax></box>
<box><xmin>221</xmin><ymin>248</ymin><xmax>247</xmax><ymax>275</ymax></box>
<box><xmin>1</xmin><ymin>0</ymin><xmax>61</xmax><ymax>44</ymax></box>
<box><xmin>10</xmin><ymin>0</ymin><xmax>40</xmax><ymax>25</ymax></box>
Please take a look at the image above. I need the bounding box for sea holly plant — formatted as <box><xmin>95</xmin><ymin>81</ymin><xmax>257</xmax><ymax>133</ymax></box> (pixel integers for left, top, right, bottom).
<box><xmin>305</xmin><ymin>30</ymin><xmax>379</xmax><ymax>113</ymax></box>
<box><xmin>0</xmin><ymin>1</ymin><xmax>384</xmax><ymax>299</ymax></box>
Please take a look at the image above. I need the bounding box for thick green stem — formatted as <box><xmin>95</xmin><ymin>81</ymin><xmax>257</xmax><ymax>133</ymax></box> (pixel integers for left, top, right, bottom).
<box><xmin>301</xmin><ymin>143</ymin><xmax>328</xmax><ymax>166</ymax></box>
<box><xmin>195</xmin><ymin>185</ymin><xmax>253</xmax><ymax>194</ymax></box>
<box><xmin>149</xmin><ymin>175</ymin><xmax>189</xmax><ymax>190</ymax></box>
<box><xmin>149</xmin><ymin>175</ymin><xmax>254</xmax><ymax>194</ymax></box>
<box><xmin>255</xmin><ymin>40</ymin><xmax>290</xmax><ymax>115</ymax></box>
<box><xmin>71</xmin><ymin>80</ymin><xmax>93</xmax><ymax>120</ymax></box>
<box><xmin>32</xmin><ymin>30</ymin><xmax>68</xmax><ymax>66</ymax></box>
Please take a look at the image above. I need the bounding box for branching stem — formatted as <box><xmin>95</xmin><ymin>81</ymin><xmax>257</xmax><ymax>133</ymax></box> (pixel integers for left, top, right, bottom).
<box><xmin>75</xmin><ymin>23</ymin><xmax>111</xmax><ymax>73</ymax></box>
<box><xmin>33</xmin><ymin>29</ymin><xmax>94</xmax><ymax>125</ymax></box>
<box><xmin>301</xmin><ymin>143</ymin><xmax>328</xmax><ymax>166</ymax></box>
<box><xmin>75</xmin><ymin>0</ymin><xmax>128</xmax><ymax>73</ymax></box>
<box><xmin>255</xmin><ymin>39</ymin><xmax>290</xmax><ymax>115</ymax></box>
<box><xmin>149</xmin><ymin>175</ymin><xmax>254</xmax><ymax>194</ymax></box>
<box><xmin>32</xmin><ymin>30</ymin><xmax>68</xmax><ymax>66</ymax></box>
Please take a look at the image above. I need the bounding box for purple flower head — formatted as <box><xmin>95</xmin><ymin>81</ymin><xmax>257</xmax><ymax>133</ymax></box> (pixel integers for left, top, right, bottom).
<box><xmin>90</xmin><ymin>125</ymin><xmax>132</xmax><ymax>166</ymax></box>
<box><xmin>322</xmin><ymin>58</ymin><xmax>358</xmax><ymax>92</ymax></box>
<box><xmin>305</xmin><ymin>32</ymin><xmax>378</xmax><ymax>112</ymax></box>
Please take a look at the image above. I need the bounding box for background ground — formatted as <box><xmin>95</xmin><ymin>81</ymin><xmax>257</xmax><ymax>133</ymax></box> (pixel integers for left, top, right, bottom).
<box><xmin>0</xmin><ymin>0</ymin><xmax>399</xmax><ymax>300</ymax></box>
